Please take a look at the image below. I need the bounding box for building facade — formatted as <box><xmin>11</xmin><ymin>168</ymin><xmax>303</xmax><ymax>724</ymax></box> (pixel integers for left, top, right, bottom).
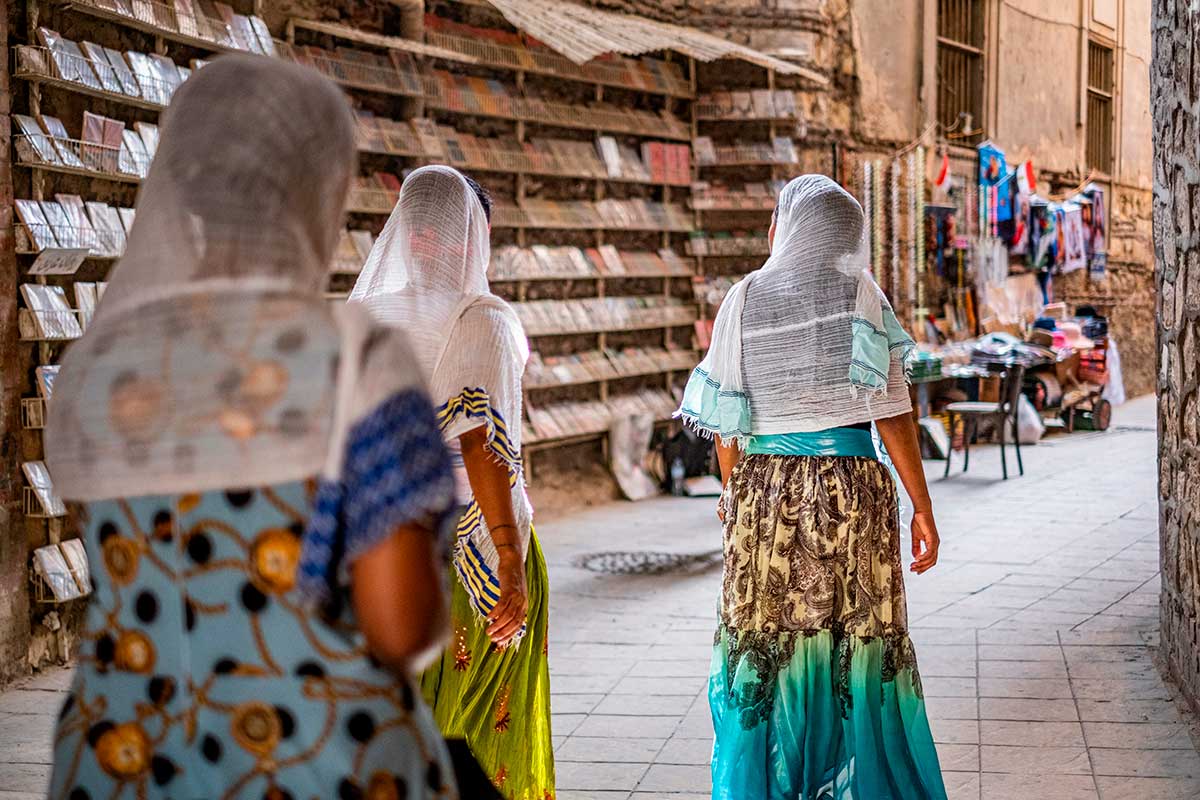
<box><xmin>621</xmin><ymin>0</ymin><xmax>1154</xmax><ymax>395</ymax></box>
<box><xmin>0</xmin><ymin>0</ymin><xmax>1155</xmax><ymax>682</ymax></box>
<box><xmin>1152</xmin><ymin>0</ymin><xmax>1199</xmax><ymax>710</ymax></box>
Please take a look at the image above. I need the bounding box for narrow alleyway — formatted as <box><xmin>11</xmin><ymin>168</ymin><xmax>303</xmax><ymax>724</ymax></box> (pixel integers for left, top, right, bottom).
<box><xmin>0</xmin><ymin>396</ymin><xmax>1190</xmax><ymax>800</ymax></box>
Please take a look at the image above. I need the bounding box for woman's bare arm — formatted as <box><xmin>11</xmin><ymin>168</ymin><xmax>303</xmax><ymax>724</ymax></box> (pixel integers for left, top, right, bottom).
<box><xmin>875</xmin><ymin>412</ymin><xmax>940</xmax><ymax>574</ymax></box>
<box><xmin>459</xmin><ymin>425</ymin><xmax>527</xmax><ymax>645</ymax></box>
<box><xmin>716</xmin><ymin>437</ymin><xmax>742</xmax><ymax>486</ymax></box>
<box><xmin>351</xmin><ymin>522</ymin><xmax>448</xmax><ymax>674</ymax></box>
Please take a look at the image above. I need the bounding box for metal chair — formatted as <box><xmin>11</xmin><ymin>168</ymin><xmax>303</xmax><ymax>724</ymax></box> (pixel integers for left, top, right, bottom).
<box><xmin>943</xmin><ymin>364</ymin><xmax>1026</xmax><ymax>480</ymax></box>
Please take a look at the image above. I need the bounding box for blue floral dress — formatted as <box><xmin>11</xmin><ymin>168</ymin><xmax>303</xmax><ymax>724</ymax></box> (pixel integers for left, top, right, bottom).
<box><xmin>49</xmin><ymin>389</ymin><xmax>460</xmax><ymax>800</ymax></box>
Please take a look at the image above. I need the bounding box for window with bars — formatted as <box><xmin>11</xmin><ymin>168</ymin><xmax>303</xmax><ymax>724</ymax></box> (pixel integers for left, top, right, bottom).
<box><xmin>936</xmin><ymin>0</ymin><xmax>986</xmax><ymax>144</ymax></box>
<box><xmin>1087</xmin><ymin>40</ymin><xmax>1115</xmax><ymax>174</ymax></box>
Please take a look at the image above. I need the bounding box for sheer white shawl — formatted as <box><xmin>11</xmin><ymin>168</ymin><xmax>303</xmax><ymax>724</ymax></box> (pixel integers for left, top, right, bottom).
<box><xmin>677</xmin><ymin>175</ymin><xmax>914</xmax><ymax>444</ymax></box>
<box><xmin>349</xmin><ymin>166</ymin><xmax>531</xmax><ymax>618</ymax></box>
<box><xmin>45</xmin><ymin>55</ymin><xmax>426</xmax><ymax>501</ymax></box>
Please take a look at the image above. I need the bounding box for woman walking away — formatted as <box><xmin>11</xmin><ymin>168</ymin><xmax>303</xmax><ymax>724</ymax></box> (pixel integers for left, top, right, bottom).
<box><xmin>349</xmin><ymin>165</ymin><xmax>555</xmax><ymax>800</ymax></box>
<box><xmin>677</xmin><ymin>174</ymin><xmax>946</xmax><ymax>800</ymax></box>
<box><xmin>45</xmin><ymin>56</ymin><xmax>460</xmax><ymax>800</ymax></box>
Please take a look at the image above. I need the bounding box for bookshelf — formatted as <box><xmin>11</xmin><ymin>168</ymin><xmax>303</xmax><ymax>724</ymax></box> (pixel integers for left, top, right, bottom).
<box><xmin>7</xmin><ymin>0</ymin><xmax>280</xmax><ymax>612</ymax></box>
<box><xmin>689</xmin><ymin>70</ymin><xmax>802</xmax><ymax>348</ymax></box>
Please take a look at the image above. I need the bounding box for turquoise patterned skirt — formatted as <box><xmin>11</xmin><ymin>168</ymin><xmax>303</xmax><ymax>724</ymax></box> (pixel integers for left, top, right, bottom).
<box><xmin>710</xmin><ymin>452</ymin><xmax>945</xmax><ymax>800</ymax></box>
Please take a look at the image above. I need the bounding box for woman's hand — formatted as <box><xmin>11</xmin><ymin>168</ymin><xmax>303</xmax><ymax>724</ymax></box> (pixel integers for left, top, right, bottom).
<box><xmin>486</xmin><ymin>546</ymin><xmax>528</xmax><ymax>646</ymax></box>
<box><xmin>910</xmin><ymin>510</ymin><xmax>940</xmax><ymax>574</ymax></box>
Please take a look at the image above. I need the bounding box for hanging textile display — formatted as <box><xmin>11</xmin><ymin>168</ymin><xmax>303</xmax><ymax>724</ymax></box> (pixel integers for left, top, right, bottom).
<box><xmin>1084</xmin><ymin>182</ymin><xmax>1108</xmax><ymax>279</ymax></box>
<box><xmin>906</xmin><ymin>150</ymin><xmax>918</xmax><ymax>318</ymax></box>
<box><xmin>1010</xmin><ymin>161</ymin><xmax>1035</xmax><ymax>255</ymax></box>
<box><xmin>1061</xmin><ymin>201</ymin><xmax>1087</xmax><ymax>273</ymax></box>
<box><xmin>873</xmin><ymin>160</ymin><xmax>884</xmax><ymax>298</ymax></box>
<box><xmin>978</xmin><ymin>141</ymin><xmax>1012</xmax><ymax>226</ymax></box>
<box><xmin>890</xmin><ymin>158</ymin><xmax>901</xmax><ymax>305</ymax></box>
<box><xmin>915</xmin><ymin>145</ymin><xmax>926</xmax><ymax>317</ymax></box>
<box><xmin>864</xmin><ymin>161</ymin><xmax>879</xmax><ymax>284</ymax></box>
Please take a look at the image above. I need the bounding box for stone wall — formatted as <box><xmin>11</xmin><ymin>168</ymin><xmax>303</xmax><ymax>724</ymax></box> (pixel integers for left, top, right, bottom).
<box><xmin>0</xmin><ymin>0</ymin><xmax>32</xmax><ymax>687</ymax></box>
<box><xmin>1153</xmin><ymin>0</ymin><xmax>1200</xmax><ymax>710</ymax></box>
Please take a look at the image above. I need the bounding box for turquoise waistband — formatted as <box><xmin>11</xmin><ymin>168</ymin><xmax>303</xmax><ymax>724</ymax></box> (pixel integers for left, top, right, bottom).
<box><xmin>744</xmin><ymin>427</ymin><xmax>877</xmax><ymax>458</ymax></box>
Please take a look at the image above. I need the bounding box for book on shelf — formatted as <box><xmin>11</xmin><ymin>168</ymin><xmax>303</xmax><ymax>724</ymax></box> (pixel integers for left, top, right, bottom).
<box><xmin>135</xmin><ymin>121</ymin><xmax>160</xmax><ymax>160</ymax></box>
<box><xmin>36</xmin><ymin>365</ymin><xmax>60</xmax><ymax>399</ymax></box>
<box><xmin>38</xmin><ymin>28</ymin><xmax>101</xmax><ymax>91</ymax></box>
<box><xmin>38</xmin><ymin>200</ymin><xmax>75</xmax><ymax>249</ymax></box>
<box><xmin>117</xmin><ymin>207</ymin><xmax>136</xmax><ymax>234</ymax></box>
<box><xmin>85</xmin><ymin>201</ymin><xmax>128</xmax><ymax>256</ymax></box>
<box><xmin>121</xmin><ymin>129</ymin><xmax>151</xmax><ymax>177</ymax></box>
<box><xmin>12</xmin><ymin>115</ymin><xmax>59</xmax><ymax>165</ymax></box>
<box><xmin>33</xmin><ymin>543</ymin><xmax>84</xmax><ymax>602</ymax></box>
<box><xmin>39</xmin><ymin>114</ymin><xmax>88</xmax><ymax>169</ymax></box>
<box><xmin>23</xmin><ymin>460</ymin><xmax>65</xmax><ymax>517</ymax></box>
<box><xmin>15</xmin><ymin>200</ymin><xmax>59</xmax><ymax>251</ymax></box>
<box><xmin>125</xmin><ymin>51</ymin><xmax>165</xmax><ymax>105</ymax></box>
<box><xmin>20</xmin><ymin>284</ymin><xmax>82</xmax><ymax>339</ymax></box>
<box><xmin>101</xmin><ymin>46</ymin><xmax>142</xmax><ymax>97</ymax></box>
<box><xmin>60</xmin><ymin>538</ymin><xmax>92</xmax><ymax>598</ymax></box>
<box><xmin>173</xmin><ymin>0</ymin><xmax>199</xmax><ymax>38</ymax></box>
<box><xmin>75</xmin><ymin>282</ymin><xmax>100</xmax><ymax>330</ymax></box>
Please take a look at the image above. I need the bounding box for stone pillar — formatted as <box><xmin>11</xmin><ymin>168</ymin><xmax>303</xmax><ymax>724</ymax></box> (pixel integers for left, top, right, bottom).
<box><xmin>1153</xmin><ymin>0</ymin><xmax>1200</xmax><ymax>709</ymax></box>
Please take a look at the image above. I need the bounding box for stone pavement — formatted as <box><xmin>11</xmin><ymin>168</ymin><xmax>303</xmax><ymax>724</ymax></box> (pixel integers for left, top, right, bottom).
<box><xmin>1</xmin><ymin>395</ymin><xmax>1194</xmax><ymax>800</ymax></box>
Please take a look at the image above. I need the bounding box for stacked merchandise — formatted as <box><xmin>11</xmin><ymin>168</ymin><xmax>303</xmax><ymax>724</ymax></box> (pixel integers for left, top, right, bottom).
<box><xmin>423</xmin><ymin>14</ymin><xmax>692</xmax><ymax>96</ymax></box>
<box><xmin>492</xmin><ymin>199</ymin><xmax>693</xmax><ymax>232</ymax></box>
<box><xmin>348</xmin><ymin>173</ymin><xmax>403</xmax><ymax>214</ymax></box>
<box><xmin>330</xmin><ymin>230</ymin><xmax>376</xmax><ymax>275</ymax></box>
<box><xmin>13</xmin><ymin>110</ymin><xmax>156</xmax><ymax>179</ymax></box>
<box><xmin>690</xmin><ymin>179</ymin><xmax>784</xmax><ymax>210</ymax></box>
<box><xmin>277</xmin><ymin>42</ymin><xmax>425</xmax><ymax>97</ymax></box>
<box><xmin>490</xmin><ymin>246</ymin><xmax>692</xmax><ymax>281</ymax></box>
<box><xmin>692</xmin><ymin>135</ymin><xmax>797</xmax><ymax>166</ymax></box>
<box><xmin>15</xmin><ymin>197</ymin><xmax>133</xmax><ymax>257</ymax></box>
<box><xmin>426</xmin><ymin>70</ymin><xmax>691</xmax><ymax>140</ymax></box>
<box><xmin>65</xmin><ymin>0</ymin><xmax>277</xmax><ymax>54</ymax></box>
<box><xmin>694</xmin><ymin>89</ymin><xmax>801</xmax><ymax>120</ymax></box>
<box><xmin>685</xmin><ymin>233</ymin><xmax>771</xmax><ymax>257</ymax></box>
<box><xmin>526</xmin><ymin>348</ymin><xmax>696</xmax><ymax>389</ymax></box>
<box><xmin>525</xmin><ymin>389</ymin><xmax>679</xmax><ymax>444</ymax></box>
<box><xmin>514</xmin><ymin>296</ymin><xmax>696</xmax><ymax>336</ymax></box>
<box><xmin>16</xmin><ymin>29</ymin><xmax>199</xmax><ymax>108</ymax></box>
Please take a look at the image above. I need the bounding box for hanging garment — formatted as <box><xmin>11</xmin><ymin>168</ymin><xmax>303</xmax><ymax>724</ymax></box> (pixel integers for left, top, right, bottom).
<box><xmin>349</xmin><ymin>165</ymin><xmax>554</xmax><ymax>800</ymax></box>
<box><xmin>44</xmin><ymin>56</ymin><xmax>459</xmax><ymax>800</ymax></box>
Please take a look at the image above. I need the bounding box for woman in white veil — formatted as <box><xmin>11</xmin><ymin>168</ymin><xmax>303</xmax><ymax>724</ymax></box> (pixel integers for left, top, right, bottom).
<box><xmin>677</xmin><ymin>175</ymin><xmax>946</xmax><ymax>799</ymax></box>
<box><xmin>45</xmin><ymin>56</ymin><xmax>459</xmax><ymax>799</ymax></box>
<box><xmin>350</xmin><ymin>166</ymin><xmax>555</xmax><ymax>799</ymax></box>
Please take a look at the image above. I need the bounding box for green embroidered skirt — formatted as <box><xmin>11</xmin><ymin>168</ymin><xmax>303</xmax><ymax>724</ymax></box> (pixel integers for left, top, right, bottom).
<box><xmin>421</xmin><ymin>530</ymin><xmax>555</xmax><ymax>800</ymax></box>
<box><xmin>711</xmin><ymin>454</ymin><xmax>946</xmax><ymax>799</ymax></box>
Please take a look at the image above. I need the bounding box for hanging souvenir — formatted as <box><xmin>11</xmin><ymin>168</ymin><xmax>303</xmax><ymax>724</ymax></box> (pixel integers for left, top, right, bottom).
<box><xmin>890</xmin><ymin>158</ymin><xmax>901</xmax><ymax>304</ymax></box>
<box><xmin>977</xmin><ymin>141</ymin><xmax>1012</xmax><ymax>223</ymax></box>
<box><xmin>1061</xmin><ymin>201</ymin><xmax>1087</xmax><ymax>273</ymax></box>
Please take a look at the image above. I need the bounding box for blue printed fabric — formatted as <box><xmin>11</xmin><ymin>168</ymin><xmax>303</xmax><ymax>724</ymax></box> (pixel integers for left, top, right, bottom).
<box><xmin>298</xmin><ymin>387</ymin><xmax>457</xmax><ymax>604</ymax></box>
<box><xmin>678</xmin><ymin>366</ymin><xmax>753</xmax><ymax>443</ymax></box>
<box><xmin>850</xmin><ymin>307</ymin><xmax>917</xmax><ymax>394</ymax></box>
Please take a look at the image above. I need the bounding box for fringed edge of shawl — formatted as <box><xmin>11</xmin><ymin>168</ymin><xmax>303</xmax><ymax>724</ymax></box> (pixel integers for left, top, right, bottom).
<box><xmin>673</xmin><ymin>408</ymin><xmax>753</xmax><ymax>451</ymax></box>
<box><xmin>438</xmin><ymin>387</ymin><xmax>529</xmax><ymax>649</ymax></box>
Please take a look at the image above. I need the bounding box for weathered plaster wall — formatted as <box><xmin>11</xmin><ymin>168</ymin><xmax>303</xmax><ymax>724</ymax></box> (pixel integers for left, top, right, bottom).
<box><xmin>1153</xmin><ymin>0</ymin><xmax>1200</xmax><ymax>711</ymax></box>
<box><xmin>0</xmin><ymin>0</ymin><xmax>32</xmax><ymax>688</ymax></box>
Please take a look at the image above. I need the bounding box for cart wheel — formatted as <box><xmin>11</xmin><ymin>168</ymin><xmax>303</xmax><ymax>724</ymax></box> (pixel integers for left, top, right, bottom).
<box><xmin>1094</xmin><ymin>399</ymin><xmax>1112</xmax><ymax>431</ymax></box>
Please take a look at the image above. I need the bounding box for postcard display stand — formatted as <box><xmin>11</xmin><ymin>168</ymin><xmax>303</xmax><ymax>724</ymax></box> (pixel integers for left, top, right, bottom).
<box><xmin>8</xmin><ymin>0</ymin><xmax>281</xmax><ymax>610</ymax></box>
<box><xmin>347</xmin><ymin>2</ymin><xmax>703</xmax><ymax>476</ymax></box>
<box><xmin>689</xmin><ymin>67</ymin><xmax>804</xmax><ymax>349</ymax></box>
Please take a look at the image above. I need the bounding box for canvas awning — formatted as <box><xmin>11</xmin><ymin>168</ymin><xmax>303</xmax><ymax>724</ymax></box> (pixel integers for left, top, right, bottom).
<box><xmin>483</xmin><ymin>0</ymin><xmax>828</xmax><ymax>85</ymax></box>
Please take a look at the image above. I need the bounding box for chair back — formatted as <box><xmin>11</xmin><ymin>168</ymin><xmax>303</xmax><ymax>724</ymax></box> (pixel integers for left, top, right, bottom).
<box><xmin>1000</xmin><ymin>363</ymin><xmax>1026</xmax><ymax>415</ymax></box>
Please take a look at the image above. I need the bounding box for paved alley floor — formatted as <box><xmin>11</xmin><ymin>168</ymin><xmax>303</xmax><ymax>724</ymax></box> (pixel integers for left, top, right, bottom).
<box><xmin>1</xmin><ymin>396</ymin><xmax>1193</xmax><ymax>800</ymax></box>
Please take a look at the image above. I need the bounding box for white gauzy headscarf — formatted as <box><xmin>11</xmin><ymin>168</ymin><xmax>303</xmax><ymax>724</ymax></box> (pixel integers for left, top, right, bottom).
<box><xmin>349</xmin><ymin>165</ymin><xmax>531</xmax><ymax>624</ymax></box>
<box><xmin>677</xmin><ymin>174</ymin><xmax>915</xmax><ymax>444</ymax></box>
<box><xmin>45</xmin><ymin>55</ymin><xmax>424</xmax><ymax>502</ymax></box>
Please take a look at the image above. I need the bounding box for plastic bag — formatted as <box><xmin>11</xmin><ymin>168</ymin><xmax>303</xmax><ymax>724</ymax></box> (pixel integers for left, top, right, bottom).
<box><xmin>1017</xmin><ymin>393</ymin><xmax>1045</xmax><ymax>444</ymax></box>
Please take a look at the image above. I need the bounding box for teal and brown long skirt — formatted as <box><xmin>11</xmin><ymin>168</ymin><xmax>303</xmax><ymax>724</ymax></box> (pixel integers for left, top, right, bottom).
<box><xmin>421</xmin><ymin>531</ymin><xmax>555</xmax><ymax>800</ymax></box>
<box><xmin>711</xmin><ymin>453</ymin><xmax>946</xmax><ymax>800</ymax></box>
